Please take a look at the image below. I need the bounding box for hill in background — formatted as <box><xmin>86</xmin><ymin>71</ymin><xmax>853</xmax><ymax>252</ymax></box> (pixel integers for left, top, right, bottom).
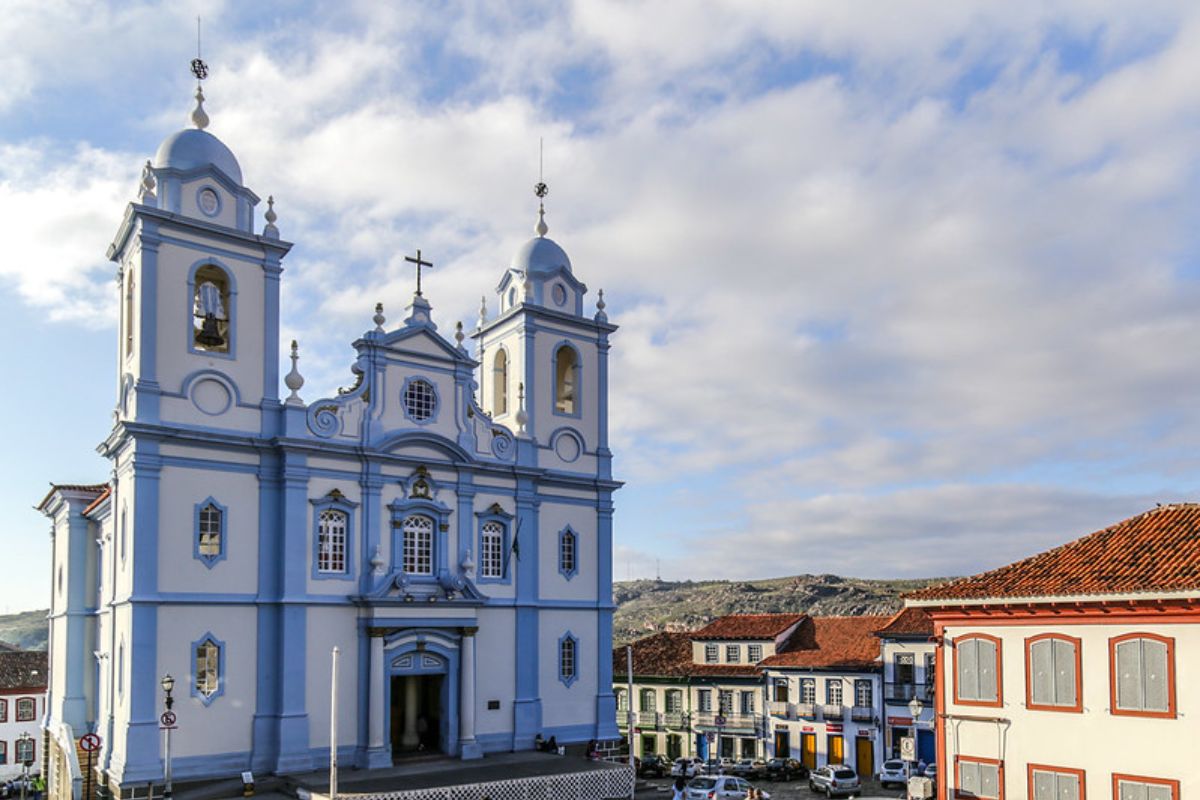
<box><xmin>613</xmin><ymin>573</ymin><xmax>945</xmax><ymax>646</ymax></box>
<box><xmin>0</xmin><ymin>609</ymin><xmax>48</xmax><ymax>651</ymax></box>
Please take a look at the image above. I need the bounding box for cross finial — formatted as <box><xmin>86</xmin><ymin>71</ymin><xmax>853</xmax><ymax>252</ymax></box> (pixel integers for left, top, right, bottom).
<box><xmin>191</xmin><ymin>17</ymin><xmax>208</xmax><ymax>82</ymax></box>
<box><xmin>405</xmin><ymin>249</ymin><xmax>434</xmax><ymax>297</ymax></box>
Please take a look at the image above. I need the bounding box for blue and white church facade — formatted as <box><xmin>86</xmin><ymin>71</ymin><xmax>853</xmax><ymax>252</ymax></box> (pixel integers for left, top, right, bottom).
<box><xmin>38</xmin><ymin>83</ymin><xmax>620</xmax><ymax>800</ymax></box>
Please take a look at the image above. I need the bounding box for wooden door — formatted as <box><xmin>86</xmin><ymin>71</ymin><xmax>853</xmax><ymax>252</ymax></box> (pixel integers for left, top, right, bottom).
<box><xmin>801</xmin><ymin>733</ymin><xmax>817</xmax><ymax>769</ymax></box>
<box><xmin>774</xmin><ymin>730</ymin><xmax>790</xmax><ymax>758</ymax></box>
<box><xmin>828</xmin><ymin>734</ymin><xmax>844</xmax><ymax>765</ymax></box>
<box><xmin>855</xmin><ymin>737</ymin><xmax>873</xmax><ymax>778</ymax></box>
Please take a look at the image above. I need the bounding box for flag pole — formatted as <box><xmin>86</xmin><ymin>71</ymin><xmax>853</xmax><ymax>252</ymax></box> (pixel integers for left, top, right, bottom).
<box><xmin>330</xmin><ymin>647</ymin><xmax>340</xmax><ymax>800</ymax></box>
<box><xmin>627</xmin><ymin>645</ymin><xmax>635</xmax><ymax>799</ymax></box>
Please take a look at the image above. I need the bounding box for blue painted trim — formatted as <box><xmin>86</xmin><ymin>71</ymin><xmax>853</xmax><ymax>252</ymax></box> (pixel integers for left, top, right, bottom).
<box><xmin>137</xmin><ymin>235</ymin><xmax>159</xmax><ymax>387</ymax></box>
<box><xmin>359</xmin><ymin>617</ymin><xmax>478</xmax><ymax>629</ymax></box>
<box><xmin>557</xmin><ymin>525</ymin><xmax>579</xmax><ymax>580</ymax></box>
<box><xmin>383</xmin><ymin>634</ymin><xmax>461</xmax><ymax>756</ymax></box>
<box><xmin>194</xmin><ymin>184</ymin><xmax>224</xmax><ymax>218</ymax></box>
<box><xmin>310</xmin><ymin>492</ymin><xmax>358</xmax><ymax>581</ymax></box>
<box><xmin>190</xmin><ymin>631</ymin><xmax>227</xmax><ymax>706</ymax></box>
<box><xmin>550</xmin><ymin>340</ymin><xmax>584</xmax><ymax>419</ymax></box>
<box><xmin>177</xmin><ymin>368</ymin><xmax>246</xmax><ymax>411</ymax></box>
<box><xmin>547</xmin><ymin>426</ymin><xmax>586</xmax><ymax>464</ymax></box>
<box><xmin>192</xmin><ymin>496</ymin><xmax>228</xmax><ymax>568</ymax></box>
<box><xmin>400</xmin><ymin>374</ymin><xmax>441</xmax><ymax>426</ymax></box>
<box><xmin>388</xmin><ymin>493</ymin><xmax>452</xmax><ymax>583</ymax></box>
<box><xmin>185</xmin><ymin>257</ymin><xmax>238</xmax><ymax>361</ymax></box>
<box><xmin>558</xmin><ymin>630</ymin><xmax>579</xmax><ymax>688</ymax></box>
<box><xmin>475</xmin><ymin>504</ymin><xmax>514</xmax><ymax>585</ymax></box>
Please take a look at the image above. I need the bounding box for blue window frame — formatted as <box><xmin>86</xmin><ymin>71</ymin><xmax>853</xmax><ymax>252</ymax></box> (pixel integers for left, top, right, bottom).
<box><xmin>310</xmin><ymin>490</ymin><xmax>359</xmax><ymax>580</ymax></box>
<box><xmin>191</xmin><ymin>632</ymin><xmax>226</xmax><ymax>706</ymax></box>
<box><xmin>559</xmin><ymin>631</ymin><xmax>579</xmax><ymax>688</ymax></box>
<box><xmin>400</xmin><ymin>375</ymin><xmax>440</xmax><ymax>425</ymax></box>
<box><xmin>388</xmin><ymin>472</ymin><xmax>452</xmax><ymax>583</ymax></box>
<box><xmin>475</xmin><ymin>504</ymin><xmax>514</xmax><ymax>585</ymax></box>
<box><xmin>193</xmin><ymin>497</ymin><xmax>227</xmax><ymax>568</ymax></box>
<box><xmin>558</xmin><ymin>525</ymin><xmax>579</xmax><ymax>580</ymax></box>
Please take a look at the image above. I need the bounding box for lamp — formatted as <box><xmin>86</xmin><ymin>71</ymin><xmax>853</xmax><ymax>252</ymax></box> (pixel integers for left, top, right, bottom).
<box><xmin>162</xmin><ymin>673</ymin><xmax>175</xmax><ymax>710</ymax></box>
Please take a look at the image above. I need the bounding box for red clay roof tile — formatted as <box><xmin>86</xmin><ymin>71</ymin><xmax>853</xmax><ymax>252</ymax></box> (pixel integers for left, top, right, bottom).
<box><xmin>759</xmin><ymin>616</ymin><xmax>888</xmax><ymax>670</ymax></box>
<box><xmin>874</xmin><ymin>607</ymin><xmax>934</xmax><ymax>639</ymax></box>
<box><xmin>691</xmin><ymin>614</ymin><xmax>807</xmax><ymax>640</ymax></box>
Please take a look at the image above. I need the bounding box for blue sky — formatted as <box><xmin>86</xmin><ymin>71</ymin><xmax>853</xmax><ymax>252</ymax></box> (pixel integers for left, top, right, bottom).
<box><xmin>3</xmin><ymin>1</ymin><xmax>1200</xmax><ymax>612</ymax></box>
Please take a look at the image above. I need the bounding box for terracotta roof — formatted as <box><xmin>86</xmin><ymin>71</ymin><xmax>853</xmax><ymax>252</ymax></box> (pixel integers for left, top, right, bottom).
<box><xmin>82</xmin><ymin>486</ymin><xmax>112</xmax><ymax>516</ymax></box>
<box><xmin>0</xmin><ymin>650</ymin><xmax>48</xmax><ymax>691</ymax></box>
<box><xmin>612</xmin><ymin>632</ymin><xmax>763</xmax><ymax>679</ymax></box>
<box><xmin>874</xmin><ymin>607</ymin><xmax>933</xmax><ymax>639</ymax></box>
<box><xmin>691</xmin><ymin>614</ymin><xmax>807</xmax><ymax>640</ymax></box>
<box><xmin>759</xmin><ymin>616</ymin><xmax>888</xmax><ymax>670</ymax></box>
<box><xmin>906</xmin><ymin>504</ymin><xmax>1200</xmax><ymax>603</ymax></box>
<box><xmin>36</xmin><ymin>483</ymin><xmax>108</xmax><ymax>511</ymax></box>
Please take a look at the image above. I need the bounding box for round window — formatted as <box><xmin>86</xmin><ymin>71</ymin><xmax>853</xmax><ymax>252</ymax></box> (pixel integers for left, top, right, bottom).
<box><xmin>403</xmin><ymin>378</ymin><xmax>437</xmax><ymax>421</ymax></box>
<box><xmin>552</xmin><ymin>284</ymin><xmax>568</xmax><ymax>306</ymax></box>
<box><xmin>198</xmin><ymin>188</ymin><xmax>220</xmax><ymax>216</ymax></box>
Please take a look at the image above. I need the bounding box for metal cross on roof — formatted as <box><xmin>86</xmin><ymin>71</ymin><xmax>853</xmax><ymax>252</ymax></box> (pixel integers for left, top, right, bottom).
<box><xmin>191</xmin><ymin>17</ymin><xmax>208</xmax><ymax>80</ymax></box>
<box><xmin>405</xmin><ymin>249</ymin><xmax>434</xmax><ymax>296</ymax></box>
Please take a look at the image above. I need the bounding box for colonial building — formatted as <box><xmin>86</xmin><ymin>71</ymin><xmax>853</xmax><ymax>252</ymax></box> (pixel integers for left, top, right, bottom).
<box><xmin>0</xmin><ymin>647</ymin><xmax>49</xmax><ymax>780</ymax></box>
<box><xmin>907</xmin><ymin>503</ymin><xmax>1200</xmax><ymax>800</ymax></box>
<box><xmin>39</xmin><ymin>71</ymin><xmax>619</xmax><ymax>800</ymax></box>
<box><xmin>873</xmin><ymin>607</ymin><xmax>936</xmax><ymax>764</ymax></box>
<box><xmin>760</xmin><ymin>615</ymin><xmax>886</xmax><ymax>777</ymax></box>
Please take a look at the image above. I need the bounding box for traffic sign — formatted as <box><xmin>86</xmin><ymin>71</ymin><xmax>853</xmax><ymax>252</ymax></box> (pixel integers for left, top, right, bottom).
<box><xmin>714</xmin><ymin>714</ymin><xmax>727</xmax><ymax>727</ymax></box>
<box><xmin>80</xmin><ymin>733</ymin><xmax>101</xmax><ymax>752</ymax></box>
<box><xmin>160</xmin><ymin>711</ymin><xmax>177</xmax><ymax>727</ymax></box>
<box><xmin>900</xmin><ymin>736</ymin><xmax>916</xmax><ymax>761</ymax></box>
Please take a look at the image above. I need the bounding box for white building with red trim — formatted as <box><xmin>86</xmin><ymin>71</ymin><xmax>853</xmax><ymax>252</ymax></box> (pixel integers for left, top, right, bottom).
<box><xmin>906</xmin><ymin>503</ymin><xmax>1200</xmax><ymax>800</ymax></box>
<box><xmin>0</xmin><ymin>647</ymin><xmax>49</xmax><ymax>780</ymax></box>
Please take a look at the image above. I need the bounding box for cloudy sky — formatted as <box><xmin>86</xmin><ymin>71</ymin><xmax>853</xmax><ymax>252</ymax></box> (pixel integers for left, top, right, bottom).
<box><xmin>3</xmin><ymin>1</ymin><xmax>1199</xmax><ymax>612</ymax></box>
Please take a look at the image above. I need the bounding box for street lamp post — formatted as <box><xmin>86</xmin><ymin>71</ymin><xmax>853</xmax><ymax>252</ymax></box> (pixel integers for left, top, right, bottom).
<box><xmin>162</xmin><ymin>674</ymin><xmax>176</xmax><ymax>800</ymax></box>
<box><xmin>17</xmin><ymin>732</ymin><xmax>33</xmax><ymax>800</ymax></box>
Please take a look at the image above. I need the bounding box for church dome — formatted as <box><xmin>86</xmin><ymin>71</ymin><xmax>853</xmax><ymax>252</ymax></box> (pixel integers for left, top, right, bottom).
<box><xmin>154</xmin><ymin>128</ymin><xmax>243</xmax><ymax>185</ymax></box>
<box><xmin>510</xmin><ymin>235</ymin><xmax>572</xmax><ymax>276</ymax></box>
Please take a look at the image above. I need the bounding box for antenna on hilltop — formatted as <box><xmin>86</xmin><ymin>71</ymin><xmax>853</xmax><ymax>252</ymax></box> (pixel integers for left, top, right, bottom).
<box><xmin>656</xmin><ymin>559</ymin><xmax>661</xmax><ymax>582</ymax></box>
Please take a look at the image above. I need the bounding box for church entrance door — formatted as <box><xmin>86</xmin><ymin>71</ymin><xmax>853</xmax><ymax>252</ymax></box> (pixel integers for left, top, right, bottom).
<box><xmin>390</xmin><ymin>674</ymin><xmax>445</xmax><ymax>756</ymax></box>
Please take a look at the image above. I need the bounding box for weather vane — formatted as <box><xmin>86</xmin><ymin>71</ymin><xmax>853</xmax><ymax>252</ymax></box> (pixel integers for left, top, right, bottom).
<box><xmin>190</xmin><ymin>17</ymin><xmax>208</xmax><ymax>81</ymax></box>
<box><xmin>534</xmin><ymin>137</ymin><xmax>548</xmax><ymax>199</ymax></box>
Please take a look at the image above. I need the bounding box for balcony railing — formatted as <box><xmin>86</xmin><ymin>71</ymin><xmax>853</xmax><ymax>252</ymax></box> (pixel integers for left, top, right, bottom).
<box><xmin>693</xmin><ymin>712</ymin><xmax>758</xmax><ymax>730</ymax></box>
<box><xmin>662</xmin><ymin>711</ymin><xmax>688</xmax><ymax>729</ymax></box>
<box><xmin>615</xmin><ymin>711</ymin><xmax>634</xmax><ymax>729</ymax></box>
<box><xmin>884</xmin><ymin>682</ymin><xmax>934</xmax><ymax>704</ymax></box>
<box><xmin>851</xmin><ymin>706</ymin><xmax>874</xmax><ymax>722</ymax></box>
<box><xmin>639</xmin><ymin>711</ymin><xmax>662</xmax><ymax>730</ymax></box>
<box><xmin>821</xmin><ymin>704</ymin><xmax>845</xmax><ymax>720</ymax></box>
<box><xmin>794</xmin><ymin>702</ymin><xmax>817</xmax><ymax>719</ymax></box>
<box><xmin>769</xmin><ymin>701</ymin><xmax>792</xmax><ymax>718</ymax></box>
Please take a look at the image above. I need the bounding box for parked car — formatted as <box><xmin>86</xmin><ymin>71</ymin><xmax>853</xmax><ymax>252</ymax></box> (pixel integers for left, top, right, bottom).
<box><xmin>808</xmin><ymin>764</ymin><xmax>861</xmax><ymax>797</ymax></box>
<box><xmin>685</xmin><ymin>776</ymin><xmax>772</xmax><ymax>800</ymax></box>
<box><xmin>673</xmin><ymin>756</ymin><xmax>707</xmax><ymax>778</ymax></box>
<box><xmin>702</xmin><ymin>758</ymin><xmax>726</xmax><ymax>774</ymax></box>
<box><xmin>729</xmin><ymin>759</ymin><xmax>765</xmax><ymax>779</ymax></box>
<box><xmin>763</xmin><ymin>757</ymin><xmax>807</xmax><ymax>781</ymax></box>
<box><xmin>639</xmin><ymin>753</ymin><xmax>671</xmax><ymax>777</ymax></box>
<box><xmin>923</xmin><ymin>763</ymin><xmax>938</xmax><ymax>785</ymax></box>
<box><xmin>877</xmin><ymin>759</ymin><xmax>909</xmax><ymax>788</ymax></box>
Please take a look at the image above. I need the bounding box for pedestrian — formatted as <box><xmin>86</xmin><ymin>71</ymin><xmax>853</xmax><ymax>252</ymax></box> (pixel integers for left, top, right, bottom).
<box><xmin>672</xmin><ymin>776</ymin><xmax>686</xmax><ymax>800</ymax></box>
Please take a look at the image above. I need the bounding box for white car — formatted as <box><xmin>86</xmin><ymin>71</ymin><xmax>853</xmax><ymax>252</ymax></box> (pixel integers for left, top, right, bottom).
<box><xmin>684</xmin><ymin>776</ymin><xmax>770</xmax><ymax>800</ymax></box>
<box><xmin>673</xmin><ymin>756</ymin><xmax>706</xmax><ymax>778</ymax></box>
<box><xmin>878</xmin><ymin>759</ymin><xmax>908</xmax><ymax>788</ymax></box>
<box><xmin>808</xmin><ymin>764</ymin><xmax>861</xmax><ymax>797</ymax></box>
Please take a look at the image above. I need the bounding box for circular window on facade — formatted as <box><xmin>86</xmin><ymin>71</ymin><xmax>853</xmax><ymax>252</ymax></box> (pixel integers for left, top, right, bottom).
<box><xmin>403</xmin><ymin>378</ymin><xmax>437</xmax><ymax>421</ymax></box>
<box><xmin>198</xmin><ymin>187</ymin><xmax>220</xmax><ymax>216</ymax></box>
<box><xmin>552</xmin><ymin>284</ymin><xmax>568</xmax><ymax>306</ymax></box>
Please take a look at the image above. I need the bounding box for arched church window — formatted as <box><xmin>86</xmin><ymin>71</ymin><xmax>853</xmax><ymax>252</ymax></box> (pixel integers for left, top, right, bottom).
<box><xmin>402</xmin><ymin>515</ymin><xmax>434</xmax><ymax>575</ymax></box>
<box><xmin>317</xmin><ymin>509</ymin><xmax>348</xmax><ymax>573</ymax></box>
<box><xmin>193</xmin><ymin>264</ymin><xmax>231</xmax><ymax>353</ymax></box>
<box><xmin>195</xmin><ymin>638</ymin><xmax>220</xmax><ymax>698</ymax></box>
<box><xmin>493</xmin><ymin>350</ymin><xmax>508</xmax><ymax>415</ymax></box>
<box><xmin>554</xmin><ymin>345</ymin><xmax>578</xmax><ymax>414</ymax></box>
<box><xmin>124</xmin><ymin>269</ymin><xmax>135</xmax><ymax>358</ymax></box>
<box><xmin>480</xmin><ymin>521</ymin><xmax>504</xmax><ymax>578</ymax></box>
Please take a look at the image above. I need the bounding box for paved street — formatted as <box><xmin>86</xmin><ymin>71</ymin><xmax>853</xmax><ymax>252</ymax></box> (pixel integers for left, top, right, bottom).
<box><xmin>634</xmin><ymin>775</ymin><xmax>908</xmax><ymax>799</ymax></box>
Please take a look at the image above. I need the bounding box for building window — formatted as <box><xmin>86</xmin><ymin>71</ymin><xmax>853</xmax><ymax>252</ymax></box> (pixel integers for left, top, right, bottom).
<box><xmin>554</xmin><ymin>344</ymin><xmax>579</xmax><ymax>414</ymax></box>
<box><xmin>854</xmin><ymin>679</ymin><xmax>872</xmax><ymax>707</ymax></box>
<box><xmin>402</xmin><ymin>515</ymin><xmax>434</xmax><ymax>575</ymax></box>
<box><xmin>1026</xmin><ymin>634</ymin><xmax>1081</xmax><ymax>712</ymax></box>
<box><xmin>402</xmin><ymin>377</ymin><xmax>438</xmax><ymax>422</ymax></box>
<box><xmin>14</xmin><ymin>737</ymin><xmax>33</xmax><ymax>766</ymax></box>
<box><xmin>955</xmin><ymin>634</ymin><xmax>1002</xmax><ymax>706</ymax></box>
<box><xmin>773</xmin><ymin>679</ymin><xmax>789</xmax><ymax>702</ymax></box>
<box><xmin>957</xmin><ymin>757</ymin><xmax>1003</xmax><ymax>799</ymax></box>
<box><xmin>480</xmin><ymin>521</ymin><xmax>504</xmax><ymax>578</ymax></box>
<box><xmin>0</xmin><ymin>740</ymin><xmax>6</xmax><ymax>765</ymax></box>
<box><xmin>666</xmin><ymin>689</ymin><xmax>683</xmax><ymax>713</ymax></box>
<box><xmin>493</xmin><ymin>349</ymin><xmax>508</xmax><ymax>415</ymax></box>
<box><xmin>0</xmin><ymin>698</ymin><xmax>6</xmax><ymax>722</ymax></box>
<box><xmin>616</xmin><ymin>689</ymin><xmax>627</xmax><ymax>711</ymax></box>
<box><xmin>194</xmin><ymin>636</ymin><xmax>222</xmax><ymax>703</ymax></box>
<box><xmin>194</xmin><ymin>497</ymin><xmax>226</xmax><ymax>568</ymax></box>
<box><xmin>740</xmin><ymin>690</ymin><xmax>755</xmax><ymax>714</ymax></box>
<box><xmin>924</xmin><ymin>652</ymin><xmax>936</xmax><ymax>685</ymax></box>
<box><xmin>558</xmin><ymin>526</ymin><xmax>578</xmax><ymax>579</ymax></box>
<box><xmin>704</xmin><ymin>644</ymin><xmax>719</xmax><ymax>663</ymax></box>
<box><xmin>192</xmin><ymin>264</ymin><xmax>231</xmax><ymax>353</ymax></box>
<box><xmin>1111</xmin><ymin>633</ymin><xmax>1175</xmax><ymax>717</ymax></box>
<box><xmin>748</xmin><ymin>644</ymin><xmax>763</xmax><ymax>662</ymax></box>
<box><xmin>316</xmin><ymin>509</ymin><xmax>348</xmax><ymax>574</ymax></box>
<box><xmin>895</xmin><ymin>652</ymin><xmax>915</xmax><ymax>683</ymax></box>
<box><xmin>1029</xmin><ymin>765</ymin><xmax>1084</xmax><ymax>800</ymax></box>
<box><xmin>726</xmin><ymin>644</ymin><xmax>740</xmax><ymax>663</ymax></box>
<box><xmin>640</xmin><ymin>689</ymin><xmax>656</xmax><ymax>712</ymax></box>
<box><xmin>15</xmin><ymin>698</ymin><xmax>35</xmax><ymax>722</ymax></box>
<box><xmin>1112</xmin><ymin>774</ymin><xmax>1179</xmax><ymax>800</ymax></box>
<box><xmin>826</xmin><ymin>680</ymin><xmax>843</xmax><ymax>706</ymax></box>
<box><xmin>559</xmin><ymin>633</ymin><xmax>577</xmax><ymax>687</ymax></box>
<box><xmin>799</xmin><ymin>678</ymin><xmax>816</xmax><ymax>704</ymax></box>
<box><xmin>697</xmin><ymin>689</ymin><xmax>712</xmax><ymax>712</ymax></box>
<box><xmin>719</xmin><ymin>690</ymin><xmax>733</xmax><ymax>715</ymax></box>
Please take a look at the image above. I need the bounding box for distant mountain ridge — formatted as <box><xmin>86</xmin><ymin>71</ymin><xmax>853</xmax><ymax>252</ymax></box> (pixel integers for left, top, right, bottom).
<box><xmin>0</xmin><ymin>609</ymin><xmax>48</xmax><ymax>651</ymax></box>
<box><xmin>613</xmin><ymin>573</ymin><xmax>946</xmax><ymax>646</ymax></box>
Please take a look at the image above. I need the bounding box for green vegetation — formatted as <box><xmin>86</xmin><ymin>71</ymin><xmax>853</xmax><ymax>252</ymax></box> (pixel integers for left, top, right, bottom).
<box><xmin>0</xmin><ymin>609</ymin><xmax>48</xmax><ymax>651</ymax></box>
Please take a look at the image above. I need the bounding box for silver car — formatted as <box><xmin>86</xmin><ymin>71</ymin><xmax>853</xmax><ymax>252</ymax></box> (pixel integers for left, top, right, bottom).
<box><xmin>685</xmin><ymin>776</ymin><xmax>771</xmax><ymax>800</ymax></box>
<box><xmin>808</xmin><ymin>764</ymin><xmax>861</xmax><ymax>797</ymax></box>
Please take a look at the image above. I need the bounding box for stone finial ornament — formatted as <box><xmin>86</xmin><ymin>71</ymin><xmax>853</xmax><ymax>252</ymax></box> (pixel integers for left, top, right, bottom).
<box><xmin>515</xmin><ymin>382</ymin><xmax>528</xmax><ymax>436</ymax></box>
<box><xmin>139</xmin><ymin>160</ymin><xmax>157</xmax><ymax>203</ymax></box>
<box><xmin>478</xmin><ymin>295</ymin><xmax>488</xmax><ymax>328</ymax></box>
<box><xmin>191</xmin><ymin>85</ymin><xmax>209</xmax><ymax>130</ymax></box>
<box><xmin>284</xmin><ymin>340</ymin><xmax>305</xmax><ymax>405</ymax></box>
<box><xmin>594</xmin><ymin>288</ymin><xmax>608</xmax><ymax>323</ymax></box>
<box><xmin>370</xmin><ymin>545</ymin><xmax>386</xmax><ymax>576</ymax></box>
<box><xmin>455</xmin><ymin>321</ymin><xmax>466</xmax><ymax>352</ymax></box>
<box><xmin>263</xmin><ymin>195</ymin><xmax>280</xmax><ymax>239</ymax></box>
<box><xmin>373</xmin><ymin>302</ymin><xmax>386</xmax><ymax>332</ymax></box>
